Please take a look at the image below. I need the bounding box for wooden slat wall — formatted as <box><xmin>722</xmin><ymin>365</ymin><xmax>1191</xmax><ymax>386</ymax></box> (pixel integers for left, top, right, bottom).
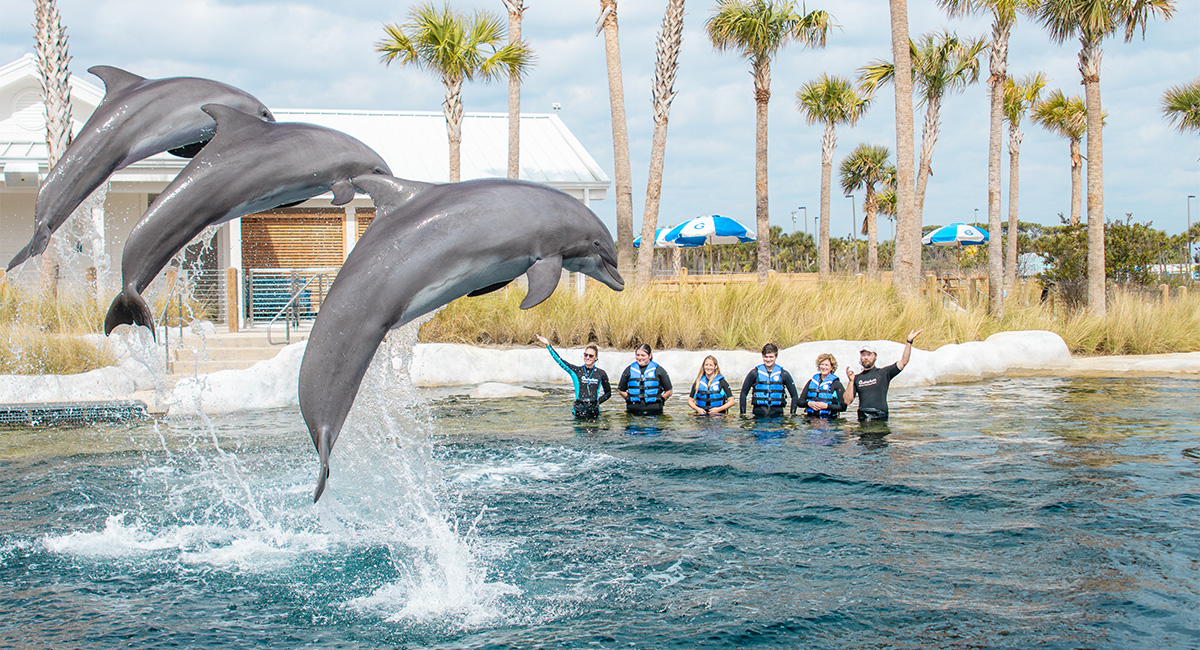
<box><xmin>242</xmin><ymin>213</ymin><xmax>344</xmax><ymax>269</ymax></box>
<box><xmin>356</xmin><ymin>212</ymin><xmax>375</xmax><ymax>240</ymax></box>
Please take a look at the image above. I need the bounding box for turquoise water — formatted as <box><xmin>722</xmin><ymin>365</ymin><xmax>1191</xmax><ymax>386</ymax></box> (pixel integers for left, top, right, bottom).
<box><xmin>1</xmin><ymin>376</ymin><xmax>1198</xmax><ymax>648</ymax></box>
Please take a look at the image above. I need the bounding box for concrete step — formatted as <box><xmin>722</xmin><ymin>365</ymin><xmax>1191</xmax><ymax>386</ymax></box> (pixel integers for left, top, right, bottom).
<box><xmin>166</xmin><ymin>358</ymin><xmax>269</xmax><ymax>376</ymax></box>
<box><xmin>172</xmin><ymin>346</ymin><xmax>281</xmax><ymax>363</ymax></box>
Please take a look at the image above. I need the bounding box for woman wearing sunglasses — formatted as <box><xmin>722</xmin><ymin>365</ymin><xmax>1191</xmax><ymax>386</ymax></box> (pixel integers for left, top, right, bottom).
<box><xmin>537</xmin><ymin>335</ymin><xmax>611</xmax><ymax>419</ymax></box>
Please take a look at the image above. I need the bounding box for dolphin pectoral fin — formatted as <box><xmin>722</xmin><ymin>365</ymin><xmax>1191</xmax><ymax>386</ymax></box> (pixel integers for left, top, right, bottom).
<box><xmin>468</xmin><ymin>280</ymin><xmax>513</xmax><ymax>297</ymax></box>
<box><xmin>520</xmin><ymin>256</ymin><xmax>563</xmax><ymax>309</ymax></box>
<box><xmin>330</xmin><ymin>180</ymin><xmax>357</xmax><ymax>206</ymax></box>
<box><xmin>88</xmin><ymin>65</ymin><xmax>145</xmax><ymax>100</ymax></box>
<box><xmin>104</xmin><ymin>290</ymin><xmax>157</xmax><ymax>338</ymax></box>
<box><xmin>167</xmin><ymin>140</ymin><xmax>209</xmax><ymax>159</ymax></box>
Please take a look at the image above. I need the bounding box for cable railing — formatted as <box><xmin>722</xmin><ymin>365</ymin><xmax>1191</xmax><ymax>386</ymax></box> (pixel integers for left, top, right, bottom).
<box><xmin>244</xmin><ymin>268</ymin><xmax>337</xmax><ymax>328</ymax></box>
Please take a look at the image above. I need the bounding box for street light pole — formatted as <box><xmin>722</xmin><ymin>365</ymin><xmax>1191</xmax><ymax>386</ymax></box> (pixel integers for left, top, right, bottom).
<box><xmin>1189</xmin><ymin>195</ymin><xmax>1196</xmax><ymax>283</ymax></box>
<box><xmin>974</xmin><ymin>207</ymin><xmax>979</xmax><ymax>224</ymax></box>
<box><xmin>800</xmin><ymin>206</ymin><xmax>808</xmax><ymax>235</ymax></box>
<box><xmin>847</xmin><ymin>195</ymin><xmax>857</xmax><ymax>272</ymax></box>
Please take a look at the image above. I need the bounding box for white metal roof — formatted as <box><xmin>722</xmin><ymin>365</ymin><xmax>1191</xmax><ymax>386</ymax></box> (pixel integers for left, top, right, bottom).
<box><xmin>0</xmin><ymin>55</ymin><xmax>609</xmax><ymax>199</ymax></box>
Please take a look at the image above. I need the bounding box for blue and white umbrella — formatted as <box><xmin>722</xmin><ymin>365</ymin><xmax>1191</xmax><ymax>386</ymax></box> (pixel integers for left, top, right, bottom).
<box><xmin>922</xmin><ymin>223</ymin><xmax>989</xmax><ymax>246</ymax></box>
<box><xmin>633</xmin><ymin>227</ymin><xmax>676</xmax><ymax>248</ymax></box>
<box><xmin>664</xmin><ymin>215</ymin><xmax>756</xmax><ymax>247</ymax></box>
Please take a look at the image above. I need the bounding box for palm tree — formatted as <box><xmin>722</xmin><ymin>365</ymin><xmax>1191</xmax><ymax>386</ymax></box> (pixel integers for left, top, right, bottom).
<box><xmin>940</xmin><ymin>0</ymin><xmax>1038</xmax><ymax>317</ymax></box>
<box><xmin>1030</xmin><ymin>89</ymin><xmax>1087</xmax><ymax>226</ymax></box>
<box><xmin>636</xmin><ymin>0</ymin><xmax>686</xmax><ymax>287</ymax></box>
<box><xmin>707</xmin><ymin>0</ymin><xmax>831</xmax><ymax>282</ymax></box>
<box><xmin>1162</xmin><ymin>76</ymin><xmax>1200</xmax><ymax>134</ymax></box>
<box><xmin>598</xmin><ymin>0</ymin><xmax>637</xmax><ymax>279</ymax></box>
<box><xmin>502</xmin><ymin>1</ymin><xmax>526</xmax><ymax>179</ymax></box>
<box><xmin>859</xmin><ymin>30</ymin><xmax>985</xmax><ymax>225</ymax></box>
<box><xmin>1037</xmin><ymin>0</ymin><xmax>1176</xmax><ymax>316</ymax></box>
<box><xmin>1002</xmin><ymin>72</ymin><xmax>1046</xmax><ymax>294</ymax></box>
<box><xmin>35</xmin><ymin>0</ymin><xmax>73</xmax><ymax>295</ymax></box>
<box><xmin>888</xmin><ymin>0</ymin><xmax>919</xmax><ymax>298</ymax></box>
<box><xmin>839</xmin><ymin>144</ymin><xmax>895</xmax><ymax>279</ymax></box>
<box><xmin>376</xmin><ymin>2</ymin><xmax>533</xmax><ymax>183</ymax></box>
<box><xmin>796</xmin><ymin>75</ymin><xmax>871</xmax><ymax>280</ymax></box>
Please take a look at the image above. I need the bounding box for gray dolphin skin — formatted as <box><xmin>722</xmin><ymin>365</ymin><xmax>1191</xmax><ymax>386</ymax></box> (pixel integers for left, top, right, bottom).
<box><xmin>300</xmin><ymin>174</ymin><xmax>624</xmax><ymax>502</ymax></box>
<box><xmin>103</xmin><ymin>104</ymin><xmax>391</xmax><ymax>336</ymax></box>
<box><xmin>8</xmin><ymin>66</ymin><xmax>275</xmax><ymax>271</ymax></box>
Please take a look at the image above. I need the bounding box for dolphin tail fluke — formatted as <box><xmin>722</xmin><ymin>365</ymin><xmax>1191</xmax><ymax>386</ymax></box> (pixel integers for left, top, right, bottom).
<box><xmin>104</xmin><ymin>290</ymin><xmax>156</xmax><ymax>338</ymax></box>
<box><xmin>7</xmin><ymin>229</ymin><xmax>50</xmax><ymax>272</ymax></box>
<box><xmin>313</xmin><ymin>432</ymin><xmax>332</xmax><ymax>502</ymax></box>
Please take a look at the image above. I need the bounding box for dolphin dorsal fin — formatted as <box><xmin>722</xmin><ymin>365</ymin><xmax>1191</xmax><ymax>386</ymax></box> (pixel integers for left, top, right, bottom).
<box><xmin>88</xmin><ymin>66</ymin><xmax>146</xmax><ymax>100</ymax></box>
<box><xmin>353</xmin><ymin>174</ymin><xmax>434</xmax><ymax>216</ymax></box>
<box><xmin>201</xmin><ymin>103</ymin><xmax>268</xmax><ymax>139</ymax></box>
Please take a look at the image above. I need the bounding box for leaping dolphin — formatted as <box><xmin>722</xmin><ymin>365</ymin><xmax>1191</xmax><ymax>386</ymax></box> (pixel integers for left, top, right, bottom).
<box><xmin>103</xmin><ymin>104</ymin><xmax>391</xmax><ymax>336</ymax></box>
<box><xmin>300</xmin><ymin>174</ymin><xmax>624</xmax><ymax>502</ymax></box>
<box><xmin>8</xmin><ymin>66</ymin><xmax>275</xmax><ymax>271</ymax></box>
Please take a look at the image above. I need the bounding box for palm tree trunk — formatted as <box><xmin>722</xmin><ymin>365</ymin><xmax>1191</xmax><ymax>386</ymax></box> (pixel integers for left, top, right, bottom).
<box><xmin>35</xmin><ymin>0</ymin><xmax>73</xmax><ymax>296</ymax></box>
<box><xmin>636</xmin><ymin>0</ymin><xmax>684</xmax><ymax>288</ymax></box>
<box><xmin>1005</xmin><ymin>123</ymin><xmax>1022</xmax><ymax>293</ymax></box>
<box><xmin>985</xmin><ymin>20</ymin><xmax>1010</xmax><ymax>317</ymax></box>
<box><xmin>818</xmin><ymin>121</ymin><xmax>834</xmax><ymax>279</ymax></box>
<box><xmin>753</xmin><ymin>58</ymin><xmax>771</xmax><ymax>283</ymax></box>
<box><xmin>1069</xmin><ymin>137</ymin><xmax>1082</xmax><ymax>227</ymax></box>
<box><xmin>504</xmin><ymin>0</ymin><xmax>524</xmax><ymax>179</ymax></box>
<box><xmin>866</xmin><ymin>189</ymin><xmax>879</xmax><ymax>279</ymax></box>
<box><xmin>443</xmin><ymin>76</ymin><xmax>464</xmax><ymax>183</ymax></box>
<box><xmin>599</xmin><ymin>0</ymin><xmax>636</xmax><ymax>280</ymax></box>
<box><xmin>1080</xmin><ymin>37</ymin><xmax>1105</xmax><ymax>316</ymax></box>
<box><xmin>888</xmin><ymin>0</ymin><xmax>918</xmax><ymax>297</ymax></box>
<box><xmin>914</xmin><ymin>94</ymin><xmax>940</xmax><ymax>223</ymax></box>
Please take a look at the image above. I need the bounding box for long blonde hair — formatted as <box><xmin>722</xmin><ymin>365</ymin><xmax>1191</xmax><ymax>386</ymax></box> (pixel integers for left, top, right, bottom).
<box><xmin>694</xmin><ymin>355</ymin><xmax>722</xmax><ymax>389</ymax></box>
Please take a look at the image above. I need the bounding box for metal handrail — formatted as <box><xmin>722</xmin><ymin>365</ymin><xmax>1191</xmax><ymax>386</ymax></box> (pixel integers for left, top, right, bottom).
<box><xmin>266</xmin><ymin>272</ymin><xmax>334</xmax><ymax>345</ymax></box>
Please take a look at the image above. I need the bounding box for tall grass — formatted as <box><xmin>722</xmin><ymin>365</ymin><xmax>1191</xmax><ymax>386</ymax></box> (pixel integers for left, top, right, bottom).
<box><xmin>0</xmin><ymin>282</ymin><xmax>115</xmax><ymax>374</ymax></box>
<box><xmin>419</xmin><ymin>280</ymin><xmax>1200</xmax><ymax>355</ymax></box>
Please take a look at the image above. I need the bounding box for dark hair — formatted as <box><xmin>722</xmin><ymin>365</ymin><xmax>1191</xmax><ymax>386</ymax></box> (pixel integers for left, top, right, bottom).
<box><xmin>635</xmin><ymin>343</ymin><xmax>653</xmax><ymax>358</ymax></box>
<box><xmin>585</xmin><ymin>344</ymin><xmax>599</xmax><ymax>356</ymax></box>
<box><xmin>761</xmin><ymin>343</ymin><xmax>779</xmax><ymax>356</ymax></box>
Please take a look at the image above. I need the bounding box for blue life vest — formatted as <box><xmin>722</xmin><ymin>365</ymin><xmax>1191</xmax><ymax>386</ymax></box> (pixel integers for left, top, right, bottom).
<box><xmin>754</xmin><ymin>364</ymin><xmax>786</xmax><ymax>407</ymax></box>
<box><xmin>805</xmin><ymin>372</ymin><xmax>838</xmax><ymax>416</ymax></box>
<box><xmin>693</xmin><ymin>374</ymin><xmax>727</xmax><ymax>410</ymax></box>
<box><xmin>627</xmin><ymin>361</ymin><xmax>662</xmax><ymax>404</ymax></box>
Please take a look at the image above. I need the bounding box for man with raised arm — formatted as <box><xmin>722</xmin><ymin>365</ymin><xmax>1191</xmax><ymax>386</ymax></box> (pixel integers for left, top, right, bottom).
<box><xmin>845</xmin><ymin>329</ymin><xmax>923</xmax><ymax>421</ymax></box>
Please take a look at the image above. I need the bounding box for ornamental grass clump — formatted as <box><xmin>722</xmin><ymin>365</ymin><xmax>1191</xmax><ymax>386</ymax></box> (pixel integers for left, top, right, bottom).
<box><xmin>0</xmin><ymin>282</ymin><xmax>115</xmax><ymax>374</ymax></box>
<box><xmin>420</xmin><ymin>279</ymin><xmax>1200</xmax><ymax>356</ymax></box>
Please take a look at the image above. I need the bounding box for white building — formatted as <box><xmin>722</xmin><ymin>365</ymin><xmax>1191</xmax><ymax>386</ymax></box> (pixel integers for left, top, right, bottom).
<box><xmin>0</xmin><ymin>54</ymin><xmax>610</xmax><ymax>327</ymax></box>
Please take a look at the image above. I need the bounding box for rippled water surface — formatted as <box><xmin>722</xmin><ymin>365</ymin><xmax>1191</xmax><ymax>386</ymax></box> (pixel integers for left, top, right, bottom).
<box><xmin>1</xmin><ymin>376</ymin><xmax>1198</xmax><ymax>648</ymax></box>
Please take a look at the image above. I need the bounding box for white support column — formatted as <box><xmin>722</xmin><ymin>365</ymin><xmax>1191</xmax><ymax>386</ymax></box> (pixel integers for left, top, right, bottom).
<box><xmin>228</xmin><ymin>217</ymin><xmax>244</xmax><ymax>330</ymax></box>
<box><xmin>344</xmin><ymin>204</ymin><xmax>357</xmax><ymax>259</ymax></box>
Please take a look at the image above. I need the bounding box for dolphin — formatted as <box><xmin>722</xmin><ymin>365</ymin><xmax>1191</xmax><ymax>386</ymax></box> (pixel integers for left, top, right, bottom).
<box><xmin>8</xmin><ymin>66</ymin><xmax>275</xmax><ymax>271</ymax></box>
<box><xmin>103</xmin><ymin>104</ymin><xmax>391</xmax><ymax>336</ymax></box>
<box><xmin>300</xmin><ymin>174</ymin><xmax>624</xmax><ymax>502</ymax></box>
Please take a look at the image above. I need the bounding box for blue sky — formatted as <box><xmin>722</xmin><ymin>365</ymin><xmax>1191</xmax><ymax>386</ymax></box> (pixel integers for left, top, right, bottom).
<box><xmin>1</xmin><ymin>0</ymin><xmax>1197</xmax><ymax>239</ymax></box>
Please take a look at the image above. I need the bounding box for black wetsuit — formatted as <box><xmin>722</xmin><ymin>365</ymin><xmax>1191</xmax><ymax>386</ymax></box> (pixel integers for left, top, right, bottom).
<box><xmin>547</xmin><ymin>345</ymin><xmax>611</xmax><ymax>419</ymax></box>
<box><xmin>852</xmin><ymin>363</ymin><xmax>902</xmax><ymax>420</ymax></box>
<box><xmin>618</xmin><ymin>361</ymin><xmax>672</xmax><ymax>415</ymax></box>
<box><xmin>739</xmin><ymin>365</ymin><xmax>800</xmax><ymax>417</ymax></box>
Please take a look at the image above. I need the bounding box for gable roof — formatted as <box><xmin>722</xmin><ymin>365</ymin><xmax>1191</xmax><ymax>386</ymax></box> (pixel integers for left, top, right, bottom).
<box><xmin>0</xmin><ymin>55</ymin><xmax>609</xmax><ymax>199</ymax></box>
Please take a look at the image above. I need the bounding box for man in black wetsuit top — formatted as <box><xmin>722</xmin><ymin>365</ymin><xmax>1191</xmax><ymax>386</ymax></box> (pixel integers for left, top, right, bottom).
<box><xmin>845</xmin><ymin>329</ymin><xmax>922</xmax><ymax>421</ymax></box>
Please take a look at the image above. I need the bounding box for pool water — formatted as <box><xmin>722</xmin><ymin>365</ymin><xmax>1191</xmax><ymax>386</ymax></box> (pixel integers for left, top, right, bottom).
<box><xmin>1</xmin><ymin>375</ymin><xmax>1198</xmax><ymax>648</ymax></box>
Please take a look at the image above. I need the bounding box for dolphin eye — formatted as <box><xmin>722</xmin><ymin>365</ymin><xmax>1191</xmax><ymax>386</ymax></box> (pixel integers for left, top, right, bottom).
<box><xmin>593</xmin><ymin>241</ymin><xmax>601</xmax><ymax>248</ymax></box>
<box><xmin>373</xmin><ymin>167</ymin><xmax>386</xmax><ymax>175</ymax></box>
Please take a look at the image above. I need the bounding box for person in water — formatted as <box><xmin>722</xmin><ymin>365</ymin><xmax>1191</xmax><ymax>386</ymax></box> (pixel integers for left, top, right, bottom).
<box><xmin>687</xmin><ymin>355</ymin><xmax>735</xmax><ymax>416</ymax></box>
<box><xmin>845</xmin><ymin>329</ymin><xmax>922</xmax><ymax>421</ymax></box>
<box><xmin>739</xmin><ymin>343</ymin><xmax>800</xmax><ymax>417</ymax></box>
<box><xmin>536</xmin><ymin>335</ymin><xmax>611</xmax><ymax>419</ymax></box>
<box><xmin>802</xmin><ymin>353</ymin><xmax>847</xmax><ymax>418</ymax></box>
<box><xmin>618</xmin><ymin>343</ymin><xmax>673</xmax><ymax>415</ymax></box>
